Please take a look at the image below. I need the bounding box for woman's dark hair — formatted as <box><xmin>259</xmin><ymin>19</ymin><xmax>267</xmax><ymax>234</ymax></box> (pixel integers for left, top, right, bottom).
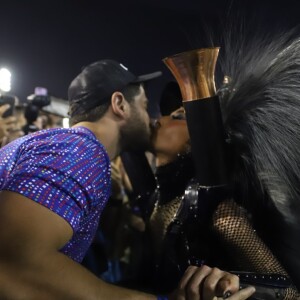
<box><xmin>159</xmin><ymin>81</ymin><xmax>182</xmax><ymax>116</ymax></box>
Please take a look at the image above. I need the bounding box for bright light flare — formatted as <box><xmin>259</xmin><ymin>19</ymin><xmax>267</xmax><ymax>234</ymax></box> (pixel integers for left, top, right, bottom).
<box><xmin>0</xmin><ymin>68</ymin><xmax>11</xmax><ymax>92</ymax></box>
<box><xmin>62</xmin><ymin>117</ymin><xmax>69</xmax><ymax>128</ymax></box>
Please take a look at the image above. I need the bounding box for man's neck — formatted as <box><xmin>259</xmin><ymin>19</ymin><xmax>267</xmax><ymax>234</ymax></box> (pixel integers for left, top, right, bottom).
<box><xmin>72</xmin><ymin>119</ymin><xmax>120</xmax><ymax>160</ymax></box>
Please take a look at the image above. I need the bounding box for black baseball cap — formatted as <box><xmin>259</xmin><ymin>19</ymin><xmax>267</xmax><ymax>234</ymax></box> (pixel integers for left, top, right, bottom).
<box><xmin>68</xmin><ymin>59</ymin><xmax>162</xmax><ymax>116</ymax></box>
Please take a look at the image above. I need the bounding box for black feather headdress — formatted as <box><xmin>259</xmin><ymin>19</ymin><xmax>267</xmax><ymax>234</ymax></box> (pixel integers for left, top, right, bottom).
<box><xmin>218</xmin><ymin>28</ymin><xmax>300</xmax><ymax>225</ymax></box>
<box><xmin>217</xmin><ymin>27</ymin><xmax>300</xmax><ymax>288</ymax></box>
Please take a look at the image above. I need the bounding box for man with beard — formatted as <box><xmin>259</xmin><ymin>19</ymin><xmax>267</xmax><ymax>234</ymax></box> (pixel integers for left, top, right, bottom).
<box><xmin>0</xmin><ymin>59</ymin><xmax>254</xmax><ymax>300</ymax></box>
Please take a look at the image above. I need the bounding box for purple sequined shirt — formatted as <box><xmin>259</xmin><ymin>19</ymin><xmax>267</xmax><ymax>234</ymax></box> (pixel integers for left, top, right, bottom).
<box><xmin>0</xmin><ymin>126</ymin><xmax>111</xmax><ymax>262</ymax></box>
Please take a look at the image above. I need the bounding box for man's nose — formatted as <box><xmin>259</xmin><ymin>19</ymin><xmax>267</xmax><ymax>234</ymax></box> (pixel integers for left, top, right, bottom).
<box><xmin>150</xmin><ymin>119</ymin><xmax>160</xmax><ymax>130</ymax></box>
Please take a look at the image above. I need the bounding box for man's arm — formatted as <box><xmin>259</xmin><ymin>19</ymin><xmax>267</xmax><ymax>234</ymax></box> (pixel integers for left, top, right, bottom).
<box><xmin>0</xmin><ymin>191</ymin><xmax>255</xmax><ymax>300</ymax></box>
<box><xmin>0</xmin><ymin>190</ymin><xmax>155</xmax><ymax>300</ymax></box>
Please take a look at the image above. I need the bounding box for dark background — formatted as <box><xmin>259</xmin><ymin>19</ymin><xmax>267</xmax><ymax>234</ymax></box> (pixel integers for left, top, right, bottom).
<box><xmin>0</xmin><ymin>0</ymin><xmax>299</xmax><ymax>116</ymax></box>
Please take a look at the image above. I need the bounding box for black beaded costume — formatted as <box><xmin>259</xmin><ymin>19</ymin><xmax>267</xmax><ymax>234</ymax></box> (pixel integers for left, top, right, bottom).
<box><xmin>145</xmin><ymin>154</ymin><xmax>298</xmax><ymax>299</ymax></box>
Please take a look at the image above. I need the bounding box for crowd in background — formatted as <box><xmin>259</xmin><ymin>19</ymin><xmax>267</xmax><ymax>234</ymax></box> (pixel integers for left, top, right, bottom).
<box><xmin>0</xmin><ymin>99</ymin><xmax>65</xmax><ymax>147</ymax></box>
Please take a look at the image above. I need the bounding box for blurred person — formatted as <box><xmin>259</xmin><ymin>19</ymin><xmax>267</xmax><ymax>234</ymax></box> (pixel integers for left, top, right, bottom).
<box><xmin>38</xmin><ymin>112</ymin><xmax>64</xmax><ymax>129</ymax></box>
<box><xmin>0</xmin><ymin>104</ymin><xmax>19</xmax><ymax>146</ymax></box>
<box><xmin>1</xmin><ymin>101</ymin><xmax>26</xmax><ymax>146</ymax></box>
<box><xmin>40</xmin><ymin>113</ymin><xmax>54</xmax><ymax>129</ymax></box>
<box><xmin>0</xmin><ymin>59</ymin><xmax>253</xmax><ymax>300</ymax></box>
<box><xmin>14</xmin><ymin>100</ymin><xmax>27</xmax><ymax>129</ymax></box>
<box><xmin>44</xmin><ymin>113</ymin><xmax>63</xmax><ymax>128</ymax></box>
<box><xmin>82</xmin><ymin>156</ymin><xmax>134</xmax><ymax>282</ymax></box>
<box><xmin>103</xmin><ymin>156</ymin><xmax>149</xmax><ymax>283</ymax></box>
<box><xmin>22</xmin><ymin>103</ymin><xmax>43</xmax><ymax>135</ymax></box>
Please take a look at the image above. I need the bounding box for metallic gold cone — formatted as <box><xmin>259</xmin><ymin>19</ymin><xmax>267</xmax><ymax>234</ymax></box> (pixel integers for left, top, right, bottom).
<box><xmin>163</xmin><ymin>48</ymin><xmax>219</xmax><ymax>101</ymax></box>
<box><xmin>163</xmin><ymin>47</ymin><xmax>227</xmax><ymax>186</ymax></box>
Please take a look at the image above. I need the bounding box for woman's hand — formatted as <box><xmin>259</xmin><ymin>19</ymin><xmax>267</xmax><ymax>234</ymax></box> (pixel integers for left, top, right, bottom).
<box><xmin>170</xmin><ymin>265</ymin><xmax>255</xmax><ymax>300</ymax></box>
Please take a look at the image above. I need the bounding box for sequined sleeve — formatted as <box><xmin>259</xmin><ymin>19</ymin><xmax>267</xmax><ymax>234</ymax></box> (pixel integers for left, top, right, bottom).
<box><xmin>1</xmin><ymin>128</ymin><xmax>111</xmax><ymax>232</ymax></box>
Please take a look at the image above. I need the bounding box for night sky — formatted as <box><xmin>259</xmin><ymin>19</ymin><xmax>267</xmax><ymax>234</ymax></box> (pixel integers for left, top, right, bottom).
<box><xmin>0</xmin><ymin>0</ymin><xmax>299</xmax><ymax>116</ymax></box>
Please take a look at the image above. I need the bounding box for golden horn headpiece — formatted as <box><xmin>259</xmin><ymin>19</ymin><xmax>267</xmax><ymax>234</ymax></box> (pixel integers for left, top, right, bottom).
<box><xmin>163</xmin><ymin>48</ymin><xmax>220</xmax><ymax>101</ymax></box>
<box><xmin>162</xmin><ymin>47</ymin><xmax>227</xmax><ymax>186</ymax></box>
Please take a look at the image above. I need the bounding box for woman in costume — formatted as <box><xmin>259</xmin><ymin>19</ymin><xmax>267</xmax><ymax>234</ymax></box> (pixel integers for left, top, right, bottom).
<box><xmin>123</xmin><ymin>31</ymin><xmax>300</xmax><ymax>300</ymax></box>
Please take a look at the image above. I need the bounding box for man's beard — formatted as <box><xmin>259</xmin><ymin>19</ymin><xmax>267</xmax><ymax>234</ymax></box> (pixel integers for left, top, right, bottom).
<box><xmin>119</xmin><ymin>110</ymin><xmax>152</xmax><ymax>153</ymax></box>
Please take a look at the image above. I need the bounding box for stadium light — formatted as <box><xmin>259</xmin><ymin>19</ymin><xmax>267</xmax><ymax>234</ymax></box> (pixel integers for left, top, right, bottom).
<box><xmin>0</xmin><ymin>68</ymin><xmax>11</xmax><ymax>92</ymax></box>
<box><xmin>62</xmin><ymin>117</ymin><xmax>69</xmax><ymax>128</ymax></box>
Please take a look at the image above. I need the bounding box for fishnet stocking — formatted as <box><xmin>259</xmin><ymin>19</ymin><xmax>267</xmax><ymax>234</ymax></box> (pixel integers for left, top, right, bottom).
<box><xmin>149</xmin><ymin>196</ymin><xmax>182</xmax><ymax>256</ymax></box>
<box><xmin>212</xmin><ymin>199</ymin><xmax>299</xmax><ymax>299</ymax></box>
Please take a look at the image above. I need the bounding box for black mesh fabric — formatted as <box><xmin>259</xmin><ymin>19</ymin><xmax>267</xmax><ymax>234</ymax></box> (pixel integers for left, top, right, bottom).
<box><xmin>147</xmin><ymin>194</ymin><xmax>299</xmax><ymax>298</ymax></box>
<box><xmin>212</xmin><ymin>199</ymin><xmax>299</xmax><ymax>299</ymax></box>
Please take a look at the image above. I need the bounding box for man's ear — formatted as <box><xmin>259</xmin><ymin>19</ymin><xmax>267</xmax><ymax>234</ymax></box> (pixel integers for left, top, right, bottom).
<box><xmin>111</xmin><ymin>92</ymin><xmax>129</xmax><ymax>119</ymax></box>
